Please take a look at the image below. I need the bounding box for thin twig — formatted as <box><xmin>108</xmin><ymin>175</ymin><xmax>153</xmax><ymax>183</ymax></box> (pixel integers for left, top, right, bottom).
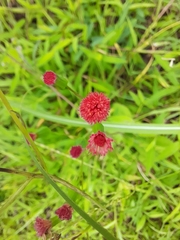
<box><xmin>0</xmin><ymin>167</ymin><xmax>108</xmax><ymax>212</ymax></box>
<box><xmin>157</xmin><ymin>0</ymin><xmax>175</xmax><ymax>20</ymax></box>
<box><xmin>50</xmin><ymin>85</ymin><xmax>75</xmax><ymax>108</ymax></box>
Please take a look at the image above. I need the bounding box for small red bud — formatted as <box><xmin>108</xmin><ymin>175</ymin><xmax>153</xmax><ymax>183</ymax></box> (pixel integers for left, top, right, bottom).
<box><xmin>55</xmin><ymin>204</ymin><xmax>73</xmax><ymax>220</ymax></box>
<box><xmin>34</xmin><ymin>217</ymin><xmax>51</xmax><ymax>237</ymax></box>
<box><xmin>43</xmin><ymin>71</ymin><xmax>57</xmax><ymax>85</ymax></box>
<box><xmin>70</xmin><ymin>146</ymin><xmax>83</xmax><ymax>158</ymax></box>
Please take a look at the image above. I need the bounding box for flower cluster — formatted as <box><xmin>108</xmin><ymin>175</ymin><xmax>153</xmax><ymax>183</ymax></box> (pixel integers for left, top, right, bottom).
<box><xmin>68</xmin><ymin>92</ymin><xmax>113</xmax><ymax>158</ymax></box>
<box><xmin>33</xmin><ymin>72</ymin><xmax>114</xmax><ymax>238</ymax></box>
<box><xmin>42</xmin><ymin>71</ymin><xmax>113</xmax><ymax>158</ymax></box>
<box><xmin>78</xmin><ymin>92</ymin><xmax>113</xmax><ymax>157</ymax></box>
<box><xmin>34</xmin><ymin>203</ymin><xmax>73</xmax><ymax>237</ymax></box>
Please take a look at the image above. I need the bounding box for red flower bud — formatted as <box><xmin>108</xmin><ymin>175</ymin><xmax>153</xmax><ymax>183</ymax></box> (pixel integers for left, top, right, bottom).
<box><xmin>55</xmin><ymin>204</ymin><xmax>73</xmax><ymax>220</ymax></box>
<box><xmin>70</xmin><ymin>146</ymin><xmax>83</xmax><ymax>158</ymax></box>
<box><xmin>34</xmin><ymin>217</ymin><xmax>51</xmax><ymax>237</ymax></box>
<box><xmin>43</xmin><ymin>71</ymin><xmax>57</xmax><ymax>85</ymax></box>
<box><xmin>87</xmin><ymin>131</ymin><xmax>113</xmax><ymax>156</ymax></box>
<box><xmin>26</xmin><ymin>133</ymin><xmax>37</xmax><ymax>145</ymax></box>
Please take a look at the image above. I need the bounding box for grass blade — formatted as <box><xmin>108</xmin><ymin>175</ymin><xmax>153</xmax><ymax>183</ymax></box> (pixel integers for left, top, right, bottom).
<box><xmin>11</xmin><ymin>102</ymin><xmax>180</xmax><ymax>135</ymax></box>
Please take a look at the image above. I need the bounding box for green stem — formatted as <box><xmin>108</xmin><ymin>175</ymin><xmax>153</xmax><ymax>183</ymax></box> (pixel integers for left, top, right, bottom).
<box><xmin>67</xmin><ymin>86</ymin><xmax>82</xmax><ymax>99</ymax></box>
<box><xmin>11</xmin><ymin>102</ymin><xmax>180</xmax><ymax>135</ymax></box>
<box><xmin>0</xmin><ymin>167</ymin><xmax>32</xmax><ymax>177</ymax></box>
<box><xmin>0</xmin><ymin>89</ymin><xmax>46</xmax><ymax>169</ymax></box>
<box><xmin>0</xmin><ymin>167</ymin><xmax>107</xmax><ymax>212</ymax></box>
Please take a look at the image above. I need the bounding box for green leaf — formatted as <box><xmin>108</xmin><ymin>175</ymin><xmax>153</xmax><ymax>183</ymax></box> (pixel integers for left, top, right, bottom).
<box><xmin>129</xmin><ymin>91</ymin><xmax>141</xmax><ymax>106</ymax></box>
<box><xmin>164</xmin><ymin>202</ymin><xmax>180</xmax><ymax>223</ymax></box>
<box><xmin>157</xmin><ymin>142</ymin><xmax>179</xmax><ymax>161</ymax></box>
<box><xmin>102</xmin><ymin>55</ymin><xmax>126</xmax><ymax>64</ymax></box>
<box><xmin>129</xmin><ymin>3</ymin><xmax>155</xmax><ymax>9</ymax></box>
<box><xmin>136</xmin><ymin>215</ymin><xmax>146</xmax><ymax>232</ymax></box>
<box><xmin>90</xmin><ymin>81</ymin><xmax>114</xmax><ymax>93</ymax></box>
<box><xmin>0</xmin><ymin>178</ymin><xmax>32</xmax><ymax>214</ymax></box>
<box><xmin>56</xmin><ymin>74</ymin><xmax>68</xmax><ymax>90</ymax></box>
<box><xmin>127</xmin><ymin>18</ymin><xmax>137</xmax><ymax>46</ymax></box>
<box><xmin>92</xmin><ymin>123</ymin><xmax>104</xmax><ymax>133</ymax></box>
<box><xmin>81</xmin><ymin>46</ymin><xmax>126</xmax><ymax>64</ymax></box>
<box><xmin>109</xmin><ymin>103</ymin><xmax>133</xmax><ymax>123</ymax></box>
<box><xmin>147</xmin><ymin>212</ymin><xmax>165</xmax><ymax>218</ymax></box>
<box><xmin>37</xmin><ymin>39</ymin><xmax>72</xmax><ymax>66</ymax></box>
<box><xmin>10</xmin><ymin>101</ymin><xmax>180</xmax><ymax>135</ymax></box>
<box><xmin>145</xmin><ymin>86</ymin><xmax>180</xmax><ymax>108</ymax></box>
<box><xmin>154</xmin><ymin>55</ymin><xmax>171</xmax><ymax>71</ymax></box>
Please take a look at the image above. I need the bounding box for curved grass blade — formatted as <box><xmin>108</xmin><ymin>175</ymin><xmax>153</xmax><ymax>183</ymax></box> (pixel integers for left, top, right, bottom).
<box><xmin>11</xmin><ymin>102</ymin><xmax>180</xmax><ymax>135</ymax></box>
<box><xmin>0</xmin><ymin>178</ymin><xmax>32</xmax><ymax>215</ymax></box>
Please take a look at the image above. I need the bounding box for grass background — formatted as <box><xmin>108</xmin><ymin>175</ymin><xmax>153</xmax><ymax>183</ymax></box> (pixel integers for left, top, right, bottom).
<box><xmin>0</xmin><ymin>0</ymin><xmax>180</xmax><ymax>239</ymax></box>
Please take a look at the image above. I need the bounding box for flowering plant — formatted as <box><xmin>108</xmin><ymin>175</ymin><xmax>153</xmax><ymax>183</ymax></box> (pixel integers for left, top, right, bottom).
<box><xmin>32</xmin><ymin>72</ymin><xmax>114</xmax><ymax>238</ymax></box>
<box><xmin>0</xmin><ymin>70</ymin><xmax>115</xmax><ymax>240</ymax></box>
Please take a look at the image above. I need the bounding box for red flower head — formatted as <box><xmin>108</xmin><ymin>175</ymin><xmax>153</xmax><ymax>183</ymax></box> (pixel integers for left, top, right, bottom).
<box><xmin>30</xmin><ymin>133</ymin><xmax>37</xmax><ymax>141</ymax></box>
<box><xmin>55</xmin><ymin>204</ymin><xmax>73</xmax><ymax>220</ymax></box>
<box><xmin>79</xmin><ymin>92</ymin><xmax>110</xmax><ymax>124</ymax></box>
<box><xmin>27</xmin><ymin>133</ymin><xmax>37</xmax><ymax>145</ymax></box>
<box><xmin>43</xmin><ymin>71</ymin><xmax>57</xmax><ymax>85</ymax></box>
<box><xmin>70</xmin><ymin>146</ymin><xmax>83</xmax><ymax>158</ymax></box>
<box><xmin>34</xmin><ymin>217</ymin><xmax>51</xmax><ymax>237</ymax></box>
<box><xmin>87</xmin><ymin>131</ymin><xmax>113</xmax><ymax>156</ymax></box>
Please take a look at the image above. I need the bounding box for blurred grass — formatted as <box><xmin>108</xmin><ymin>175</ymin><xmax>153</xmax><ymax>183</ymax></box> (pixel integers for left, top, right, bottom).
<box><xmin>0</xmin><ymin>0</ymin><xmax>180</xmax><ymax>239</ymax></box>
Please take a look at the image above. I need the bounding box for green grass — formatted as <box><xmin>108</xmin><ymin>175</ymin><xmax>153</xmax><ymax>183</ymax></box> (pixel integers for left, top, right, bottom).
<box><xmin>0</xmin><ymin>0</ymin><xmax>180</xmax><ymax>239</ymax></box>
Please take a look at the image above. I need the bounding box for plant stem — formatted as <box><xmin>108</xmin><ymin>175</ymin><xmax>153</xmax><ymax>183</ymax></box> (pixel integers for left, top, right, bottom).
<box><xmin>0</xmin><ymin>89</ymin><xmax>46</xmax><ymax>169</ymax></box>
<box><xmin>67</xmin><ymin>86</ymin><xmax>82</xmax><ymax>99</ymax></box>
<box><xmin>0</xmin><ymin>167</ymin><xmax>107</xmax><ymax>212</ymax></box>
<box><xmin>10</xmin><ymin>102</ymin><xmax>180</xmax><ymax>135</ymax></box>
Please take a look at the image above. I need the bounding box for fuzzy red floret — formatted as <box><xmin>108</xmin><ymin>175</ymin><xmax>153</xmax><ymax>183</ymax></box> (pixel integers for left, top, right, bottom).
<box><xmin>43</xmin><ymin>71</ymin><xmax>57</xmax><ymax>85</ymax></box>
<box><xmin>79</xmin><ymin>92</ymin><xmax>110</xmax><ymax>124</ymax></box>
<box><xmin>29</xmin><ymin>133</ymin><xmax>37</xmax><ymax>141</ymax></box>
<box><xmin>70</xmin><ymin>146</ymin><xmax>83</xmax><ymax>158</ymax></box>
<box><xmin>55</xmin><ymin>204</ymin><xmax>73</xmax><ymax>220</ymax></box>
<box><xmin>34</xmin><ymin>217</ymin><xmax>51</xmax><ymax>237</ymax></box>
<box><xmin>26</xmin><ymin>133</ymin><xmax>37</xmax><ymax>145</ymax></box>
<box><xmin>87</xmin><ymin>131</ymin><xmax>113</xmax><ymax>156</ymax></box>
